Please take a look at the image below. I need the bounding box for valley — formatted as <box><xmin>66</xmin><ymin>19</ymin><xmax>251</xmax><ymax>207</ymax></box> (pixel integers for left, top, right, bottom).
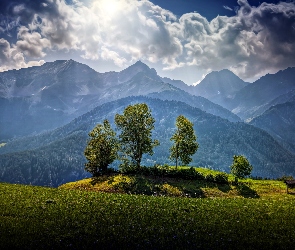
<box><xmin>0</xmin><ymin>60</ymin><xmax>295</xmax><ymax>186</ymax></box>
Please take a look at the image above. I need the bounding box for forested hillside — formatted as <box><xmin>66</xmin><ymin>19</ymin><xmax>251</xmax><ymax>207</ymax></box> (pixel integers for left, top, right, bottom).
<box><xmin>1</xmin><ymin>96</ymin><xmax>294</xmax><ymax>186</ymax></box>
<box><xmin>250</xmin><ymin>100</ymin><xmax>295</xmax><ymax>153</ymax></box>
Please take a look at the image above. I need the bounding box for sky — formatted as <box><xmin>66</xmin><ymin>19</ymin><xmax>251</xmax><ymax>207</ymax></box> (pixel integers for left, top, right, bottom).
<box><xmin>0</xmin><ymin>0</ymin><xmax>295</xmax><ymax>84</ymax></box>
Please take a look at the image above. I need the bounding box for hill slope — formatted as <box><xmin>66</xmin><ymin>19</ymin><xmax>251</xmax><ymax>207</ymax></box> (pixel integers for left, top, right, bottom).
<box><xmin>250</xmin><ymin>100</ymin><xmax>295</xmax><ymax>153</ymax></box>
<box><xmin>230</xmin><ymin>67</ymin><xmax>295</xmax><ymax>119</ymax></box>
<box><xmin>0</xmin><ymin>96</ymin><xmax>294</xmax><ymax>186</ymax></box>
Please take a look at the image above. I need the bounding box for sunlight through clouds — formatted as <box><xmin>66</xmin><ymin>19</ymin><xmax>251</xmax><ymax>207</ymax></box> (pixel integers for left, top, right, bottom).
<box><xmin>100</xmin><ymin>0</ymin><xmax>122</xmax><ymax>16</ymax></box>
<box><xmin>0</xmin><ymin>0</ymin><xmax>295</xmax><ymax>82</ymax></box>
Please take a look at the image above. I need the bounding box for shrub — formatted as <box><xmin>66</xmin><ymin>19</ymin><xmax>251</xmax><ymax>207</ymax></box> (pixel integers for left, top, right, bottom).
<box><xmin>120</xmin><ymin>164</ymin><xmax>138</xmax><ymax>174</ymax></box>
<box><xmin>195</xmin><ymin>171</ymin><xmax>205</xmax><ymax>180</ymax></box>
<box><xmin>277</xmin><ymin>175</ymin><xmax>294</xmax><ymax>181</ymax></box>
<box><xmin>205</xmin><ymin>174</ymin><xmax>215</xmax><ymax>183</ymax></box>
<box><xmin>156</xmin><ymin>183</ymin><xmax>183</xmax><ymax>197</ymax></box>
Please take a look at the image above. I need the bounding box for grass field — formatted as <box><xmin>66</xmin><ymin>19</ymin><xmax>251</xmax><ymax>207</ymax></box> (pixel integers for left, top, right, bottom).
<box><xmin>1</xmin><ymin>172</ymin><xmax>295</xmax><ymax>249</ymax></box>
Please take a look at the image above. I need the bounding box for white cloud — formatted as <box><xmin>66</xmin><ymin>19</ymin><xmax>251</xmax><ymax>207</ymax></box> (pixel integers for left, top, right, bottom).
<box><xmin>101</xmin><ymin>46</ymin><xmax>127</xmax><ymax>67</ymax></box>
<box><xmin>0</xmin><ymin>38</ymin><xmax>45</xmax><ymax>72</ymax></box>
<box><xmin>180</xmin><ymin>0</ymin><xmax>295</xmax><ymax>80</ymax></box>
<box><xmin>16</xmin><ymin>26</ymin><xmax>51</xmax><ymax>57</ymax></box>
<box><xmin>1</xmin><ymin>0</ymin><xmax>295</xmax><ymax>81</ymax></box>
<box><xmin>223</xmin><ymin>5</ymin><xmax>234</xmax><ymax>11</ymax></box>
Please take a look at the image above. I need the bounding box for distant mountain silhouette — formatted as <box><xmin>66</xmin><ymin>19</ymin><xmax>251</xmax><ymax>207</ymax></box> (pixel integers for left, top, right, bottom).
<box><xmin>229</xmin><ymin>67</ymin><xmax>295</xmax><ymax>120</ymax></box>
<box><xmin>192</xmin><ymin>69</ymin><xmax>248</xmax><ymax>108</ymax></box>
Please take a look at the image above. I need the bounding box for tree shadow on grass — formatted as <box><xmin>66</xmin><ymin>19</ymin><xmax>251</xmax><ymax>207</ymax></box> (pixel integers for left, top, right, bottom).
<box><xmin>183</xmin><ymin>181</ymin><xmax>231</xmax><ymax>198</ymax></box>
<box><xmin>236</xmin><ymin>182</ymin><xmax>260</xmax><ymax>198</ymax></box>
<box><xmin>202</xmin><ymin>181</ymin><xmax>232</xmax><ymax>193</ymax></box>
<box><xmin>187</xmin><ymin>188</ymin><xmax>206</xmax><ymax>198</ymax></box>
<box><xmin>217</xmin><ymin>183</ymin><xmax>231</xmax><ymax>193</ymax></box>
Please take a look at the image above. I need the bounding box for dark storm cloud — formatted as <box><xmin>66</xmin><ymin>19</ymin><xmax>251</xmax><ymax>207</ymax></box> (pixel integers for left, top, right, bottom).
<box><xmin>235</xmin><ymin>0</ymin><xmax>295</xmax><ymax>77</ymax></box>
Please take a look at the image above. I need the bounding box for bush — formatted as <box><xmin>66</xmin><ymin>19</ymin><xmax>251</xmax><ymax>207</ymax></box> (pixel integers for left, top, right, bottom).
<box><xmin>277</xmin><ymin>175</ymin><xmax>294</xmax><ymax>181</ymax></box>
<box><xmin>195</xmin><ymin>171</ymin><xmax>205</xmax><ymax>180</ymax></box>
<box><xmin>205</xmin><ymin>174</ymin><xmax>215</xmax><ymax>183</ymax></box>
<box><xmin>110</xmin><ymin>175</ymin><xmax>136</xmax><ymax>193</ymax></box>
<box><xmin>176</xmin><ymin>167</ymin><xmax>204</xmax><ymax>180</ymax></box>
<box><xmin>106</xmin><ymin>168</ymin><xmax>119</xmax><ymax>174</ymax></box>
<box><xmin>156</xmin><ymin>183</ymin><xmax>183</xmax><ymax>197</ymax></box>
<box><xmin>120</xmin><ymin>164</ymin><xmax>138</xmax><ymax>174</ymax></box>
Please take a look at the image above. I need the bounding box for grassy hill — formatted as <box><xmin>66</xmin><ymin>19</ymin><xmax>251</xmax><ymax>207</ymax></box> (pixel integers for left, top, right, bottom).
<box><xmin>59</xmin><ymin>170</ymin><xmax>285</xmax><ymax>199</ymax></box>
<box><xmin>1</xmin><ymin>169</ymin><xmax>295</xmax><ymax>249</ymax></box>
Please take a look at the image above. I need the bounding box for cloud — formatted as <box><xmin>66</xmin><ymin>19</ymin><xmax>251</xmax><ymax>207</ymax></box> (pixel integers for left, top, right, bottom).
<box><xmin>101</xmin><ymin>46</ymin><xmax>127</xmax><ymax>67</ymax></box>
<box><xmin>0</xmin><ymin>0</ymin><xmax>183</xmax><ymax>69</ymax></box>
<box><xmin>181</xmin><ymin>0</ymin><xmax>295</xmax><ymax>80</ymax></box>
<box><xmin>0</xmin><ymin>38</ymin><xmax>45</xmax><ymax>72</ymax></box>
<box><xmin>0</xmin><ymin>0</ymin><xmax>295</xmax><ymax>81</ymax></box>
<box><xmin>223</xmin><ymin>5</ymin><xmax>234</xmax><ymax>11</ymax></box>
<box><xmin>16</xmin><ymin>26</ymin><xmax>51</xmax><ymax>57</ymax></box>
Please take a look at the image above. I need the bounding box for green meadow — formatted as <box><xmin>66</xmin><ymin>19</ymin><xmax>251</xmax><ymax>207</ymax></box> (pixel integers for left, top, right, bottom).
<box><xmin>1</xmin><ymin>168</ymin><xmax>295</xmax><ymax>249</ymax></box>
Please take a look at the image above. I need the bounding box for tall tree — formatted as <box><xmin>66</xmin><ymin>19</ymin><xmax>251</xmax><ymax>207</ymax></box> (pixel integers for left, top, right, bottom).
<box><xmin>230</xmin><ymin>155</ymin><xmax>253</xmax><ymax>182</ymax></box>
<box><xmin>84</xmin><ymin>119</ymin><xmax>118</xmax><ymax>176</ymax></box>
<box><xmin>170</xmin><ymin>115</ymin><xmax>199</xmax><ymax>168</ymax></box>
<box><xmin>115</xmin><ymin>103</ymin><xmax>159</xmax><ymax>169</ymax></box>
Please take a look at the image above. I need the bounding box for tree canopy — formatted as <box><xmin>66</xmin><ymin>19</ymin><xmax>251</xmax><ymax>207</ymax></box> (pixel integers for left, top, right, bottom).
<box><xmin>170</xmin><ymin>115</ymin><xmax>199</xmax><ymax>168</ymax></box>
<box><xmin>230</xmin><ymin>155</ymin><xmax>253</xmax><ymax>180</ymax></box>
<box><xmin>84</xmin><ymin>120</ymin><xmax>118</xmax><ymax>176</ymax></box>
<box><xmin>115</xmin><ymin>103</ymin><xmax>159</xmax><ymax>169</ymax></box>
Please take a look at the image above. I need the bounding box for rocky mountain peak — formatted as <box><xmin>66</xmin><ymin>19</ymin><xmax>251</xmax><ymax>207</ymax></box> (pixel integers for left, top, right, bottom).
<box><xmin>119</xmin><ymin>60</ymin><xmax>159</xmax><ymax>82</ymax></box>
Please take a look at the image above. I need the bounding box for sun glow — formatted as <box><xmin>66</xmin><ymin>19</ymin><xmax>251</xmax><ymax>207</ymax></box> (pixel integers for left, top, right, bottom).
<box><xmin>100</xmin><ymin>0</ymin><xmax>121</xmax><ymax>16</ymax></box>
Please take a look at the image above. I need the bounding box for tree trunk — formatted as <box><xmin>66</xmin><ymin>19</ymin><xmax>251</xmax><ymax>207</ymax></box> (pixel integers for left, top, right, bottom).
<box><xmin>175</xmin><ymin>142</ymin><xmax>179</xmax><ymax>169</ymax></box>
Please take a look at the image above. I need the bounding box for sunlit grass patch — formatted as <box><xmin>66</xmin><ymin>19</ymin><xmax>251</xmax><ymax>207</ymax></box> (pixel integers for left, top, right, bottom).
<box><xmin>156</xmin><ymin>183</ymin><xmax>184</xmax><ymax>197</ymax></box>
<box><xmin>59</xmin><ymin>169</ymin><xmax>288</xmax><ymax>199</ymax></box>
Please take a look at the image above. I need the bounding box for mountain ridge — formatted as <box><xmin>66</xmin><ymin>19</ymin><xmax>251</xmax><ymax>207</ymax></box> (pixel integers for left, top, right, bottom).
<box><xmin>0</xmin><ymin>59</ymin><xmax>240</xmax><ymax>140</ymax></box>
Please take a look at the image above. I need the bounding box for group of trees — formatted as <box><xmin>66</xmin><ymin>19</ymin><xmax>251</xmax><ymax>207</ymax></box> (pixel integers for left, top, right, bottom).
<box><xmin>84</xmin><ymin>102</ymin><xmax>253</xmax><ymax>180</ymax></box>
<box><xmin>84</xmin><ymin>103</ymin><xmax>199</xmax><ymax>176</ymax></box>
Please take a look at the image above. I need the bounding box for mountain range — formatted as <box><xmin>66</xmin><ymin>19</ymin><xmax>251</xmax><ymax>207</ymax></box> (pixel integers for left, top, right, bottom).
<box><xmin>0</xmin><ymin>60</ymin><xmax>295</xmax><ymax>186</ymax></box>
<box><xmin>0</xmin><ymin>60</ymin><xmax>238</xmax><ymax>140</ymax></box>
